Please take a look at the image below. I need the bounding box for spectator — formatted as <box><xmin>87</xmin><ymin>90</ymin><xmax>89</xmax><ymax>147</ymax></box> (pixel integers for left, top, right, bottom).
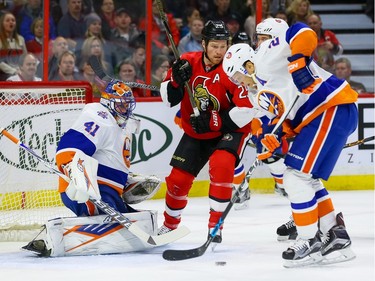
<box><xmin>0</xmin><ymin>11</ymin><xmax>27</xmax><ymax>81</ymax></box>
<box><xmin>286</xmin><ymin>0</ymin><xmax>313</xmax><ymax>25</ymax></box>
<box><xmin>274</xmin><ymin>9</ymin><xmax>288</xmax><ymax>22</ymax></box>
<box><xmin>334</xmin><ymin>57</ymin><xmax>367</xmax><ymax>94</ymax></box>
<box><xmin>110</xmin><ymin>7</ymin><xmax>140</xmax><ymax>67</ymax></box>
<box><xmin>57</xmin><ymin>0</ymin><xmax>86</xmax><ymax>50</ymax></box>
<box><xmin>79</xmin><ymin>12</ymin><xmax>115</xmax><ymax>68</ymax></box>
<box><xmin>206</xmin><ymin>0</ymin><xmax>244</xmax><ymax>27</ymax></box>
<box><xmin>17</xmin><ymin>0</ymin><xmax>57</xmax><ymax>43</ymax></box>
<box><xmin>96</xmin><ymin>0</ymin><xmax>116</xmax><ymax>40</ymax></box>
<box><xmin>307</xmin><ymin>13</ymin><xmax>343</xmax><ymax>73</ymax></box>
<box><xmin>50</xmin><ymin>50</ymin><xmax>83</xmax><ymax>81</ymax></box>
<box><xmin>48</xmin><ymin>36</ymin><xmax>69</xmax><ymax>80</ymax></box>
<box><xmin>177</xmin><ymin>17</ymin><xmax>204</xmax><ymax>54</ymax></box>
<box><xmin>138</xmin><ymin>0</ymin><xmax>180</xmax><ymax>58</ymax></box>
<box><xmin>151</xmin><ymin>54</ymin><xmax>169</xmax><ymax>97</ymax></box>
<box><xmin>226</xmin><ymin>13</ymin><xmax>242</xmax><ymax>38</ymax></box>
<box><xmin>117</xmin><ymin>60</ymin><xmax>149</xmax><ymax>97</ymax></box>
<box><xmin>128</xmin><ymin>42</ymin><xmax>146</xmax><ymax>81</ymax></box>
<box><xmin>244</xmin><ymin>0</ymin><xmax>272</xmax><ymax>44</ymax></box>
<box><xmin>6</xmin><ymin>52</ymin><xmax>41</xmax><ymax>81</ymax></box>
<box><xmin>26</xmin><ymin>17</ymin><xmax>43</xmax><ymax>61</ymax></box>
<box><xmin>79</xmin><ymin>36</ymin><xmax>113</xmax><ymax>76</ymax></box>
<box><xmin>179</xmin><ymin>7</ymin><xmax>201</xmax><ymax>39</ymax></box>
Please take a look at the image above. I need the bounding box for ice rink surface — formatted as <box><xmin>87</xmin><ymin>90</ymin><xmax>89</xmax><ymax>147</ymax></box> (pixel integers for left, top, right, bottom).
<box><xmin>0</xmin><ymin>190</ymin><xmax>374</xmax><ymax>281</ymax></box>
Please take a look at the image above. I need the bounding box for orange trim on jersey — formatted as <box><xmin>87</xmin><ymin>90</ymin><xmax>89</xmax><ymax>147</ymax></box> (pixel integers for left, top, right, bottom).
<box><xmin>293</xmin><ymin>208</ymin><xmax>319</xmax><ymax>226</ymax></box>
<box><xmin>302</xmin><ymin>107</ymin><xmax>335</xmax><ymax>174</ymax></box>
<box><xmin>317</xmin><ymin>198</ymin><xmax>334</xmax><ymax>218</ymax></box>
<box><xmin>290</xmin><ymin>29</ymin><xmax>317</xmax><ymax>57</ymax></box>
<box><xmin>294</xmin><ymin>84</ymin><xmax>358</xmax><ymax>133</ymax></box>
<box><xmin>98</xmin><ymin>179</ymin><xmax>123</xmax><ymax>195</ymax></box>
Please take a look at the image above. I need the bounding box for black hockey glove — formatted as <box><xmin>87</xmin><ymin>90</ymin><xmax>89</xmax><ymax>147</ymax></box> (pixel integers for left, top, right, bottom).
<box><xmin>171</xmin><ymin>59</ymin><xmax>192</xmax><ymax>86</ymax></box>
<box><xmin>190</xmin><ymin>111</ymin><xmax>222</xmax><ymax>134</ymax></box>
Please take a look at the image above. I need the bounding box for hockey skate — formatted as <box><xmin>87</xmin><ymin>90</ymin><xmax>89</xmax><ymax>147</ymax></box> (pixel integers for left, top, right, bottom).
<box><xmin>276</xmin><ymin>217</ymin><xmax>298</xmax><ymax>241</ymax></box>
<box><xmin>157</xmin><ymin>224</ymin><xmax>173</xmax><ymax>235</ymax></box>
<box><xmin>208</xmin><ymin>228</ymin><xmax>222</xmax><ymax>251</ymax></box>
<box><xmin>234</xmin><ymin>187</ymin><xmax>251</xmax><ymax>210</ymax></box>
<box><xmin>319</xmin><ymin>212</ymin><xmax>356</xmax><ymax>265</ymax></box>
<box><xmin>22</xmin><ymin>239</ymin><xmax>51</xmax><ymax>257</ymax></box>
<box><xmin>282</xmin><ymin>231</ymin><xmax>323</xmax><ymax>268</ymax></box>
<box><xmin>274</xmin><ymin>183</ymin><xmax>288</xmax><ymax>197</ymax></box>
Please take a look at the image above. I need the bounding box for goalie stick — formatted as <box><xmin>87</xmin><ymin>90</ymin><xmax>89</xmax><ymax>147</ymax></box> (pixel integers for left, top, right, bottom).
<box><xmin>0</xmin><ymin>127</ymin><xmax>189</xmax><ymax>246</ymax></box>
<box><xmin>88</xmin><ymin>55</ymin><xmax>160</xmax><ymax>91</ymax></box>
<box><xmin>155</xmin><ymin>0</ymin><xmax>200</xmax><ymax>117</ymax></box>
<box><xmin>162</xmin><ymin>93</ymin><xmax>300</xmax><ymax>260</ymax></box>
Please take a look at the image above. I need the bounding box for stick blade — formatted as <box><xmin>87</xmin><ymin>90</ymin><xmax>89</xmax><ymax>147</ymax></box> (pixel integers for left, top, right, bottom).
<box><xmin>162</xmin><ymin>245</ymin><xmax>207</xmax><ymax>261</ymax></box>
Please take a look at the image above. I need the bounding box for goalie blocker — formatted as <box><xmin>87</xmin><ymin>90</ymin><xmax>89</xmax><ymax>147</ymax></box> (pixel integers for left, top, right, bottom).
<box><xmin>23</xmin><ymin>211</ymin><xmax>158</xmax><ymax>257</ymax></box>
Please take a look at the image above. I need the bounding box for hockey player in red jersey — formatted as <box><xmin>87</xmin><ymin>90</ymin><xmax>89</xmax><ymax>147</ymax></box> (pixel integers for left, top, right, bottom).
<box><xmin>158</xmin><ymin>20</ymin><xmax>256</xmax><ymax>244</ymax></box>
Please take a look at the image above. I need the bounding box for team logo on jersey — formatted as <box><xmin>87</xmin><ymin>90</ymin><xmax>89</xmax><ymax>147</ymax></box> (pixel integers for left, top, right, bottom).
<box><xmin>97</xmin><ymin>111</ymin><xmax>108</xmax><ymax>119</ymax></box>
<box><xmin>192</xmin><ymin>76</ymin><xmax>219</xmax><ymax>111</ymax></box>
<box><xmin>257</xmin><ymin>90</ymin><xmax>285</xmax><ymax>116</ymax></box>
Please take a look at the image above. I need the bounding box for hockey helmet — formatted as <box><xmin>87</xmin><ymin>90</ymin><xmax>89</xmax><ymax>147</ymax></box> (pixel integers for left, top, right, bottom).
<box><xmin>101</xmin><ymin>80</ymin><xmax>136</xmax><ymax>128</ymax></box>
<box><xmin>223</xmin><ymin>43</ymin><xmax>255</xmax><ymax>85</ymax></box>
<box><xmin>232</xmin><ymin>31</ymin><xmax>251</xmax><ymax>45</ymax></box>
<box><xmin>256</xmin><ymin>18</ymin><xmax>289</xmax><ymax>39</ymax></box>
<box><xmin>202</xmin><ymin>20</ymin><xmax>230</xmax><ymax>42</ymax></box>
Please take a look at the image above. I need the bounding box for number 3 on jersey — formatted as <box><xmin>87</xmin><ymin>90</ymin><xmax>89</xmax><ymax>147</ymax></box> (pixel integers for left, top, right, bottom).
<box><xmin>84</xmin><ymin>121</ymin><xmax>100</xmax><ymax>137</ymax></box>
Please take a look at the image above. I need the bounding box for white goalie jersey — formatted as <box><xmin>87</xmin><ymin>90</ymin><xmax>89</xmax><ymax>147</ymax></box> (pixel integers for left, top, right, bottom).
<box><xmin>56</xmin><ymin>102</ymin><xmax>135</xmax><ymax>194</ymax></box>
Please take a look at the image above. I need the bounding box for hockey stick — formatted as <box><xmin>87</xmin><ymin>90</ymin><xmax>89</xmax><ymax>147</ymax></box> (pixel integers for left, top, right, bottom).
<box><xmin>0</xmin><ymin>127</ymin><xmax>189</xmax><ymax>246</ymax></box>
<box><xmin>155</xmin><ymin>0</ymin><xmax>200</xmax><ymax>117</ymax></box>
<box><xmin>162</xmin><ymin>94</ymin><xmax>301</xmax><ymax>260</ymax></box>
<box><xmin>343</xmin><ymin>135</ymin><xmax>374</xmax><ymax>148</ymax></box>
<box><xmin>88</xmin><ymin>55</ymin><xmax>160</xmax><ymax>91</ymax></box>
<box><xmin>162</xmin><ymin>158</ymin><xmax>261</xmax><ymax>260</ymax></box>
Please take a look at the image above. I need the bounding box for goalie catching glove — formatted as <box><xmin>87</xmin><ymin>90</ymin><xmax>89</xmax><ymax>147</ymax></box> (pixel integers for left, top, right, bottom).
<box><xmin>122</xmin><ymin>173</ymin><xmax>162</xmax><ymax>204</ymax></box>
<box><xmin>287</xmin><ymin>53</ymin><xmax>322</xmax><ymax>94</ymax></box>
<box><xmin>62</xmin><ymin>151</ymin><xmax>101</xmax><ymax>203</ymax></box>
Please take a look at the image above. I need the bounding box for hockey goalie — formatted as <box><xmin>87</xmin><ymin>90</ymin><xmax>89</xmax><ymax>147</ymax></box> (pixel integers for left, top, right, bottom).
<box><xmin>23</xmin><ymin>80</ymin><xmax>167</xmax><ymax>257</ymax></box>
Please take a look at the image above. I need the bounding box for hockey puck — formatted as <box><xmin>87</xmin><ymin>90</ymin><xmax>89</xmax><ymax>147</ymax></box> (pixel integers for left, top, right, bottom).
<box><xmin>215</xmin><ymin>261</ymin><xmax>227</xmax><ymax>266</ymax></box>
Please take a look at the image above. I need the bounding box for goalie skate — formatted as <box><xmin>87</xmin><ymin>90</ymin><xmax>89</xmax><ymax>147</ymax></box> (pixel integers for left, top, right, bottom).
<box><xmin>319</xmin><ymin>212</ymin><xmax>356</xmax><ymax>265</ymax></box>
<box><xmin>282</xmin><ymin>231</ymin><xmax>323</xmax><ymax>268</ymax></box>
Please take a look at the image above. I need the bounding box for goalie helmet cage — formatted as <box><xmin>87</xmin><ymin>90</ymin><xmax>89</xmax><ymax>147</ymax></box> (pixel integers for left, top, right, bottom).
<box><xmin>0</xmin><ymin>81</ymin><xmax>93</xmax><ymax>241</ymax></box>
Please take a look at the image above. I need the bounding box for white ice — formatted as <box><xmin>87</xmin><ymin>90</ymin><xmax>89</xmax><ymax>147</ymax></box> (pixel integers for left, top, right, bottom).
<box><xmin>0</xmin><ymin>190</ymin><xmax>374</xmax><ymax>281</ymax></box>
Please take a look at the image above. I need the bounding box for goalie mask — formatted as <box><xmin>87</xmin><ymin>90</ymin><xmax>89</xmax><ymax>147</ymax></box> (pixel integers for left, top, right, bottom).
<box><xmin>101</xmin><ymin>80</ymin><xmax>136</xmax><ymax>128</ymax></box>
<box><xmin>223</xmin><ymin>43</ymin><xmax>256</xmax><ymax>87</ymax></box>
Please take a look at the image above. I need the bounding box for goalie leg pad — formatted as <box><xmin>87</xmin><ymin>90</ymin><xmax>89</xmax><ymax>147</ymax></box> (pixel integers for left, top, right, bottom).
<box><xmin>27</xmin><ymin>211</ymin><xmax>158</xmax><ymax>257</ymax></box>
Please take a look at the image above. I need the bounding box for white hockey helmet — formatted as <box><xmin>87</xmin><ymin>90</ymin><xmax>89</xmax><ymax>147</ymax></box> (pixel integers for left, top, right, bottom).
<box><xmin>101</xmin><ymin>80</ymin><xmax>136</xmax><ymax>128</ymax></box>
<box><xmin>223</xmin><ymin>43</ymin><xmax>255</xmax><ymax>84</ymax></box>
<box><xmin>256</xmin><ymin>18</ymin><xmax>289</xmax><ymax>39</ymax></box>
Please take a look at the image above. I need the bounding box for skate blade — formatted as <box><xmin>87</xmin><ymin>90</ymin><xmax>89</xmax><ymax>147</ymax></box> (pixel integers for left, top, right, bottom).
<box><xmin>234</xmin><ymin>201</ymin><xmax>249</xmax><ymax>210</ymax></box>
<box><xmin>319</xmin><ymin>247</ymin><xmax>356</xmax><ymax>265</ymax></box>
<box><xmin>283</xmin><ymin>252</ymin><xmax>323</xmax><ymax>268</ymax></box>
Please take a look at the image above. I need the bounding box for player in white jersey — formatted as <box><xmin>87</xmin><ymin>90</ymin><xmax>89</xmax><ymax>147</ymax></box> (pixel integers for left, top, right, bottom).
<box><xmin>223</xmin><ymin>18</ymin><xmax>357</xmax><ymax>267</ymax></box>
<box><xmin>23</xmin><ymin>80</ymin><xmax>163</xmax><ymax>257</ymax></box>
